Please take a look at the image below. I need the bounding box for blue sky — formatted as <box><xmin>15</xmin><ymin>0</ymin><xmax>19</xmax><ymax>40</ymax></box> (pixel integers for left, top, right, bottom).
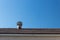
<box><xmin>0</xmin><ymin>0</ymin><xmax>60</xmax><ymax>28</ymax></box>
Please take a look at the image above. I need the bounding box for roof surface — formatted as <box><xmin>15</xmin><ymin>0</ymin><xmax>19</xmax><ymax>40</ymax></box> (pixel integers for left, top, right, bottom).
<box><xmin>0</xmin><ymin>28</ymin><xmax>60</xmax><ymax>34</ymax></box>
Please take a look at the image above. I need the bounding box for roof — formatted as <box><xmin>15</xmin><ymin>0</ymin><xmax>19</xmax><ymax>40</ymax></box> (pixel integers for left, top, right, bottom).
<box><xmin>0</xmin><ymin>28</ymin><xmax>60</xmax><ymax>34</ymax></box>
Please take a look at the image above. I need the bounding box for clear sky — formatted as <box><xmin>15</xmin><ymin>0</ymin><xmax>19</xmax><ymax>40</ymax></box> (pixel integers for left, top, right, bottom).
<box><xmin>0</xmin><ymin>0</ymin><xmax>60</xmax><ymax>28</ymax></box>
